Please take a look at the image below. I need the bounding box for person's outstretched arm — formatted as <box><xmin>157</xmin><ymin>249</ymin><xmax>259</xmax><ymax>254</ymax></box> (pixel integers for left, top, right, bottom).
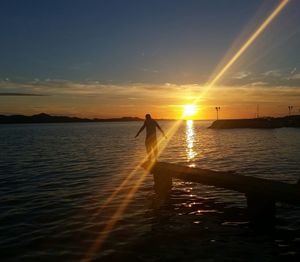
<box><xmin>156</xmin><ymin>121</ymin><xmax>167</xmax><ymax>138</ymax></box>
<box><xmin>135</xmin><ymin>122</ymin><xmax>145</xmax><ymax>138</ymax></box>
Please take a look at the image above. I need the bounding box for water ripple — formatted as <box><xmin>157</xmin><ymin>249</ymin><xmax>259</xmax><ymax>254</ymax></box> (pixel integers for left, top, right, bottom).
<box><xmin>1</xmin><ymin>122</ymin><xmax>300</xmax><ymax>261</ymax></box>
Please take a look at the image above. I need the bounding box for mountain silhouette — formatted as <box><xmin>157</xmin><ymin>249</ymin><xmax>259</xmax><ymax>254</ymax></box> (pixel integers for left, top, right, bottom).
<box><xmin>0</xmin><ymin>113</ymin><xmax>143</xmax><ymax>124</ymax></box>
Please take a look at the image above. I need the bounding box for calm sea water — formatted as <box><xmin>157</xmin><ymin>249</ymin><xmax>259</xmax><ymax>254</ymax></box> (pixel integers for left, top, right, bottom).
<box><xmin>1</xmin><ymin>121</ymin><xmax>300</xmax><ymax>261</ymax></box>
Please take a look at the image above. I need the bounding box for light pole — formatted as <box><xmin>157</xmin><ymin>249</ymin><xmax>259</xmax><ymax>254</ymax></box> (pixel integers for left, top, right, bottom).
<box><xmin>288</xmin><ymin>105</ymin><xmax>293</xmax><ymax>116</ymax></box>
<box><xmin>215</xmin><ymin>107</ymin><xmax>221</xmax><ymax>120</ymax></box>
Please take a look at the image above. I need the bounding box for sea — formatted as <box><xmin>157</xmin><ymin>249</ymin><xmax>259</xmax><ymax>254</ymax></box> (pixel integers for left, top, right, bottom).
<box><xmin>1</xmin><ymin>121</ymin><xmax>300</xmax><ymax>262</ymax></box>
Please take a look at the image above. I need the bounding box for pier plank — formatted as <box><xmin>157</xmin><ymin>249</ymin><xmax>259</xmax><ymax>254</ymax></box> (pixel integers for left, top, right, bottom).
<box><xmin>147</xmin><ymin>162</ymin><xmax>300</xmax><ymax>205</ymax></box>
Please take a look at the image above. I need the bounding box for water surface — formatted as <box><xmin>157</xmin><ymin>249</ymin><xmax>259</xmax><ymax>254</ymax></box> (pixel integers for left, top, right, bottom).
<box><xmin>1</xmin><ymin>121</ymin><xmax>300</xmax><ymax>261</ymax></box>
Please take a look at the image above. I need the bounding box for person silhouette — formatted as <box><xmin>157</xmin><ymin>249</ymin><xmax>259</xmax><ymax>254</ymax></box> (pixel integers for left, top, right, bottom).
<box><xmin>135</xmin><ymin>114</ymin><xmax>166</xmax><ymax>161</ymax></box>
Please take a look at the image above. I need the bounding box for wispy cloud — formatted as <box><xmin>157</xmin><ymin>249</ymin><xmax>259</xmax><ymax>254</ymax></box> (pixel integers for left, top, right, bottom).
<box><xmin>1</xmin><ymin>78</ymin><xmax>300</xmax><ymax>97</ymax></box>
<box><xmin>290</xmin><ymin>73</ymin><xmax>300</xmax><ymax>80</ymax></box>
<box><xmin>290</xmin><ymin>67</ymin><xmax>297</xmax><ymax>75</ymax></box>
<box><xmin>263</xmin><ymin>69</ymin><xmax>282</xmax><ymax>77</ymax></box>
<box><xmin>227</xmin><ymin>68</ymin><xmax>300</xmax><ymax>87</ymax></box>
<box><xmin>140</xmin><ymin>68</ymin><xmax>160</xmax><ymax>74</ymax></box>
<box><xmin>0</xmin><ymin>79</ymin><xmax>201</xmax><ymax>98</ymax></box>
<box><xmin>0</xmin><ymin>92</ymin><xmax>48</xmax><ymax>96</ymax></box>
<box><xmin>1</xmin><ymin>78</ymin><xmax>299</xmax><ymax>118</ymax></box>
<box><xmin>232</xmin><ymin>71</ymin><xmax>251</xmax><ymax>79</ymax></box>
<box><xmin>246</xmin><ymin>81</ymin><xmax>269</xmax><ymax>86</ymax></box>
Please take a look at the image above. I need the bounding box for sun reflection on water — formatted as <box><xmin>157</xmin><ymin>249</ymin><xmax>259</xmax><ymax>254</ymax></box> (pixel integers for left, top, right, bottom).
<box><xmin>186</xmin><ymin>120</ymin><xmax>197</xmax><ymax>165</ymax></box>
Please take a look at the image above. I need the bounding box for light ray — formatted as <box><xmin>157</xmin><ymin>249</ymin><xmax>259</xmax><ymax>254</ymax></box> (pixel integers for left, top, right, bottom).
<box><xmin>82</xmin><ymin>1</ymin><xmax>290</xmax><ymax>260</ymax></box>
<box><xmin>81</xmin><ymin>119</ymin><xmax>182</xmax><ymax>262</ymax></box>
<box><xmin>87</xmin><ymin>119</ymin><xmax>181</xmax><ymax>215</ymax></box>
<box><xmin>81</xmin><ymin>169</ymin><xmax>150</xmax><ymax>262</ymax></box>
<box><xmin>195</xmin><ymin>0</ymin><xmax>290</xmax><ymax>103</ymax></box>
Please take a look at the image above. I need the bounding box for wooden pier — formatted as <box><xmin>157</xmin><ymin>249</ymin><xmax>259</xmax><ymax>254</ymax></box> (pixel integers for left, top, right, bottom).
<box><xmin>143</xmin><ymin>161</ymin><xmax>300</xmax><ymax>225</ymax></box>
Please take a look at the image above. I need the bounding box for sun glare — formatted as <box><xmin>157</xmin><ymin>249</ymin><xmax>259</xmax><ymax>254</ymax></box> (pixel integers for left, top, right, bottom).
<box><xmin>183</xmin><ymin>105</ymin><xmax>198</xmax><ymax>118</ymax></box>
<box><xmin>81</xmin><ymin>1</ymin><xmax>291</xmax><ymax>260</ymax></box>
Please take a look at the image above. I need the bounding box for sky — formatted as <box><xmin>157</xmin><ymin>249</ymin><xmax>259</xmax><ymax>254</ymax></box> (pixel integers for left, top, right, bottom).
<box><xmin>0</xmin><ymin>0</ymin><xmax>299</xmax><ymax>119</ymax></box>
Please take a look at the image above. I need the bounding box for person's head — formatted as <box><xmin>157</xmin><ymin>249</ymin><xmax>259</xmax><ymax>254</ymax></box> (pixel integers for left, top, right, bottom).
<box><xmin>145</xmin><ymin>114</ymin><xmax>151</xmax><ymax>120</ymax></box>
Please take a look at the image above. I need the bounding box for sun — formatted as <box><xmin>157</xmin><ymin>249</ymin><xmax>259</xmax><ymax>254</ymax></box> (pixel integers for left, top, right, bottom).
<box><xmin>183</xmin><ymin>105</ymin><xmax>198</xmax><ymax>118</ymax></box>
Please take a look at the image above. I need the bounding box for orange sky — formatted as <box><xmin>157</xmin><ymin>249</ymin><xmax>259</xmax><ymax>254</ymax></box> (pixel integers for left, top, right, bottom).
<box><xmin>1</xmin><ymin>81</ymin><xmax>299</xmax><ymax>119</ymax></box>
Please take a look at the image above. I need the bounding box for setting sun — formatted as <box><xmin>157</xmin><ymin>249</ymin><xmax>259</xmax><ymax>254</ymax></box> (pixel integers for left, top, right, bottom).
<box><xmin>183</xmin><ymin>105</ymin><xmax>198</xmax><ymax>118</ymax></box>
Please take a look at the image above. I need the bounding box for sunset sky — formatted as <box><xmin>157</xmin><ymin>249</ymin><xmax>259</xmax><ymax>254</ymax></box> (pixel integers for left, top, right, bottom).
<box><xmin>0</xmin><ymin>0</ymin><xmax>299</xmax><ymax>119</ymax></box>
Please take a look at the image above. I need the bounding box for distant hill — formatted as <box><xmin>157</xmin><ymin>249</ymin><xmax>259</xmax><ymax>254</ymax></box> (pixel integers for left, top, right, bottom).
<box><xmin>209</xmin><ymin>115</ymin><xmax>300</xmax><ymax>129</ymax></box>
<box><xmin>0</xmin><ymin>113</ymin><xmax>143</xmax><ymax>124</ymax></box>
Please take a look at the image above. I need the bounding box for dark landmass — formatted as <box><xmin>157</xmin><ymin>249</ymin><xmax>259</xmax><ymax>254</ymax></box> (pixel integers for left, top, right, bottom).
<box><xmin>209</xmin><ymin>115</ymin><xmax>300</xmax><ymax>129</ymax></box>
<box><xmin>0</xmin><ymin>113</ymin><xmax>143</xmax><ymax>124</ymax></box>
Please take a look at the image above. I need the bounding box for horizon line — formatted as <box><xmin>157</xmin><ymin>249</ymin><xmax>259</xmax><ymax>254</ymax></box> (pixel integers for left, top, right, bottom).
<box><xmin>0</xmin><ymin>112</ymin><xmax>298</xmax><ymax>121</ymax></box>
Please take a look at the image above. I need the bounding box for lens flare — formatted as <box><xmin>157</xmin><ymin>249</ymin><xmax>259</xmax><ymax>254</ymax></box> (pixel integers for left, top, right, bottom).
<box><xmin>81</xmin><ymin>120</ymin><xmax>183</xmax><ymax>262</ymax></box>
<box><xmin>197</xmin><ymin>0</ymin><xmax>290</xmax><ymax>102</ymax></box>
<box><xmin>82</xmin><ymin>1</ymin><xmax>290</xmax><ymax>261</ymax></box>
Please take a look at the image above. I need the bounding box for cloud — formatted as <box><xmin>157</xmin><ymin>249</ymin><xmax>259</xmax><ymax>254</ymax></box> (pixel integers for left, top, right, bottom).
<box><xmin>0</xmin><ymin>79</ymin><xmax>204</xmax><ymax>98</ymax></box>
<box><xmin>0</xmin><ymin>78</ymin><xmax>299</xmax><ymax>104</ymax></box>
<box><xmin>1</xmin><ymin>78</ymin><xmax>300</xmax><ymax>118</ymax></box>
<box><xmin>226</xmin><ymin>67</ymin><xmax>300</xmax><ymax>87</ymax></box>
<box><xmin>204</xmin><ymin>86</ymin><xmax>300</xmax><ymax>107</ymax></box>
<box><xmin>140</xmin><ymin>68</ymin><xmax>160</xmax><ymax>74</ymax></box>
<box><xmin>0</xmin><ymin>92</ymin><xmax>47</xmax><ymax>96</ymax></box>
<box><xmin>232</xmin><ymin>71</ymin><xmax>251</xmax><ymax>79</ymax></box>
<box><xmin>290</xmin><ymin>67</ymin><xmax>297</xmax><ymax>75</ymax></box>
<box><xmin>290</xmin><ymin>73</ymin><xmax>300</xmax><ymax>80</ymax></box>
<box><xmin>246</xmin><ymin>81</ymin><xmax>269</xmax><ymax>86</ymax></box>
<box><xmin>263</xmin><ymin>70</ymin><xmax>282</xmax><ymax>77</ymax></box>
